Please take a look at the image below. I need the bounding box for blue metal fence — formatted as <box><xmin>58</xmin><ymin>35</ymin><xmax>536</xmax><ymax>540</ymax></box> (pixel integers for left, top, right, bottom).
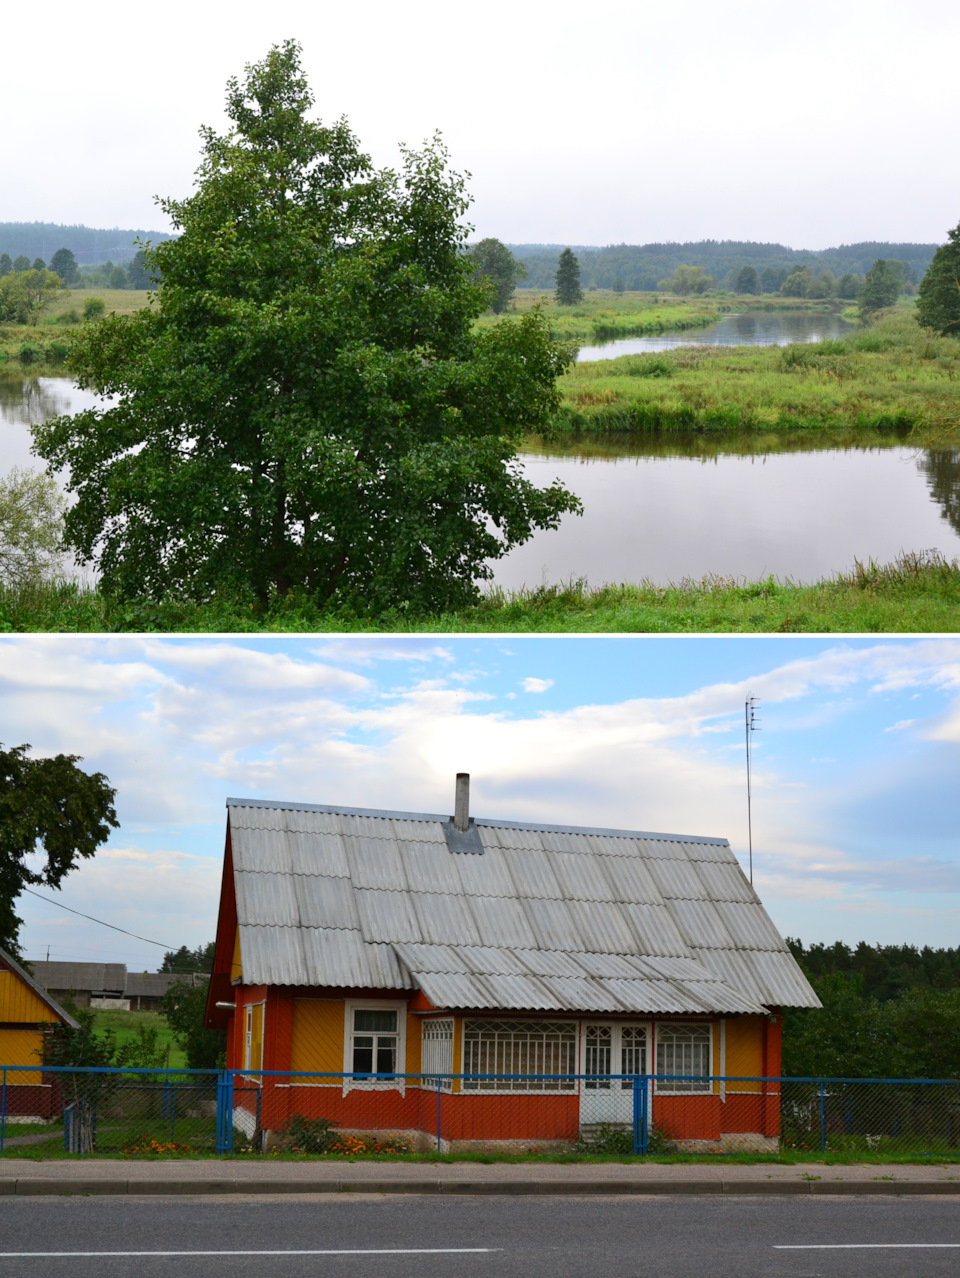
<box><xmin>2</xmin><ymin>1067</ymin><xmax>960</xmax><ymax>1158</ymax></box>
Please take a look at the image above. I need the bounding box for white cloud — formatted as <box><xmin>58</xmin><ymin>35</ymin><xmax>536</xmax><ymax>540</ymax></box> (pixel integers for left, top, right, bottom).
<box><xmin>521</xmin><ymin>677</ymin><xmax>554</xmax><ymax>694</ymax></box>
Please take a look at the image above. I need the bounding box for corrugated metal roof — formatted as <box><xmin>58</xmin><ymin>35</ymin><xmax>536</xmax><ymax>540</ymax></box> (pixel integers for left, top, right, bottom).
<box><xmin>30</xmin><ymin>961</ymin><xmax>127</xmax><ymax>993</ymax></box>
<box><xmin>226</xmin><ymin>798</ymin><xmax>819</xmax><ymax>1010</ymax></box>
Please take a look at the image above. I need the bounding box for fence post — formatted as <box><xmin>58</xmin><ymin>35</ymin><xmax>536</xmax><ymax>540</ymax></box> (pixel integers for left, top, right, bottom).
<box><xmin>819</xmin><ymin>1080</ymin><xmax>826</xmax><ymax>1153</ymax></box>
<box><xmin>215</xmin><ymin>1071</ymin><xmax>234</xmax><ymax>1154</ymax></box>
<box><xmin>437</xmin><ymin>1076</ymin><xmax>443</xmax><ymax>1153</ymax></box>
<box><xmin>0</xmin><ymin>1069</ymin><xmax>6</xmax><ymax>1153</ymax></box>
<box><xmin>633</xmin><ymin>1076</ymin><xmax>648</xmax><ymax>1155</ymax></box>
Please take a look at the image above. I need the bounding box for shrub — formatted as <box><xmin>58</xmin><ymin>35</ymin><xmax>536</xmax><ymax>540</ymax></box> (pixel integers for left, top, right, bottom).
<box><xmin>577</xmin><ymin>1123</ymin><xmax>634</xmax><ymax>1155</ymax></box>
<box><xmin>276</xmin><ymin>1113</ymin><xmax>339</xmax><ymax>1154</ymax></box>
<box><xmin>45</xmin><ymin>341</ymin><xmax>70</xmax><ymax>365</ymax></box>
<box><xmin>17</xmin><ymin>342</ymin><xmax>41</xmax><ymax>365</ymax></box>
<box><xmin>83</xmin><ymin>297</ymin><xmax>106</xmax><ymax>321</ymax></box>
<box><xmin>53</xmin><ymin>309</ymin><xmax>80</xmax><ymax>325</ymax></box>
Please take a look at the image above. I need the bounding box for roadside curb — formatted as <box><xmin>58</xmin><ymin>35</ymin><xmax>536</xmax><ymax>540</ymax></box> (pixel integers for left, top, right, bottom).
<box><xmin>3</xmin><ymin>1177</ymin><xmax>960</xmax><ymax>1197</ymax></box>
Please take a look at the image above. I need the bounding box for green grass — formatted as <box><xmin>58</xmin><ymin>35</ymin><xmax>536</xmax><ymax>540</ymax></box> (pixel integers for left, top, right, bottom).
<box><xmin>90</xmin><ymin>1009</ymin><xmax>187</xmax><ymax>1069</ymax></box>
<box><xmin>0</xmin><ymin>290</ymin><xmax>153</xmax><ymax>375</ymax></box>
<box><xmin>3</xmin><ymin>551</ymin><xmax>959</xmax><ymax>634</ymax></box>
<box><xmin>555</xmin><ymin>308</ymin><xmax>960</xmax><ymax>435</ymax></box>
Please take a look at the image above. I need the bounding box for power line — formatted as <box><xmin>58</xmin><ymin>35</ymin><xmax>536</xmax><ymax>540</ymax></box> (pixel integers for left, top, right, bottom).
<box><xmin>20</xmin><ymin>887</ymin><xmax>176</xmax><ymax>951</ymax></box>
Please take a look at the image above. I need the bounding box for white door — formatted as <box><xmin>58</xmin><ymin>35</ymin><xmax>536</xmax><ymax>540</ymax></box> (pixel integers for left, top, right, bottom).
<box><xmin>580</xmin><ymin>1023</ymin><xmax>647</xmax><ymax>1126</ymax></box>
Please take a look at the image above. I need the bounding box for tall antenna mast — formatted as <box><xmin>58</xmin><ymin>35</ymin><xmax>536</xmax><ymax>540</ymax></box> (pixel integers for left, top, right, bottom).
<box><xmin>745</xmin><ymin>697</ymin><xmax>761</xmax><ymax>885</ymax></box>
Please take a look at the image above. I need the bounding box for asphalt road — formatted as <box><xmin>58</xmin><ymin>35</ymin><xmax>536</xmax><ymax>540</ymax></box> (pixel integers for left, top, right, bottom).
<box><xmin>2</xmin><ymin>1194</ymin><xmax>960</xmax><ymax>1278</ymax></box>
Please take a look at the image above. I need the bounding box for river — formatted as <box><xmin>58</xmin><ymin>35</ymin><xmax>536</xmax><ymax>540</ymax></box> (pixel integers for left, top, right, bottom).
<box><xmin>576</xmin><ymin>310</ymin><xmax>856</xmax><ymax>360</ymax></box>
<box><xmin>3</xmin><ymin>376</ymin><xmax>957</xmax><ymax>590</ymax></box>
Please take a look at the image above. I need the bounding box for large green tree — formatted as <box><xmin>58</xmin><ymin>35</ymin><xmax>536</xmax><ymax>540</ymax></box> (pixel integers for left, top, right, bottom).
<box><xmin>0</xmin><ymin>744</ymin><xmax>118</xmax><ymax>957</ymax></box>
<box><xmin>555</xmin><ymin>248</ymin><xmax>583</xmax><ymax>305</ymax></box>
<box><xmin>917</xmin><ymin>221</ymin><xmax>960</xmax><ymax>335</ymax></box>
<box><xmin>470</xmin><ymin>237</ymin><xmax>526</xmax><ymax>313</ymax></box>
<box><xmin>34</xmin><ymin>42</ymin><xmax>579</xmax><ymax>612</ymax></box>
<box><xmin>0</xmin><ymin>268</ymin><xmax>62</xmax><ymax>323</ymax></box>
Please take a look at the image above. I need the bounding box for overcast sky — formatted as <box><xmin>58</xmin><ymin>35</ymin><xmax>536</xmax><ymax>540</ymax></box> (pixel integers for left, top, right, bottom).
<box><xmin>4</xmin><ymin>0</ymin><xmax>959</xmax><ymax>248</ymax></box>
<box><xmin>5</xmin><ymin>634</ymin><xmax>960</xmax><ymax>969</ymax></box>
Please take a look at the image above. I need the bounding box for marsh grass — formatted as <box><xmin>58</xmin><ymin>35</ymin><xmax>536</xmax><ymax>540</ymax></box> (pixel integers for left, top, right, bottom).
<box><xmin>557</xmin><ymin>308</ymin><xmax>960</xmax><ymax>435</ymax></box>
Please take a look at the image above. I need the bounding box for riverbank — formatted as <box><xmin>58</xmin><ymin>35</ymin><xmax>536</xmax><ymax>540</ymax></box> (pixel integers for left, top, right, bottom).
<box><xmin>0</xmin><ymin>289</ymin><xmax>152</xmax><ymax>376</ymax></box>
<box><xmin>4</xmin><ymin>552</ymin><xmax>958</xmax><ymax>633</ymax></box>
<box><xmin>556</xmin><ymin>309</ymin><xmax>960</xmax><ymax>434</ymax></box>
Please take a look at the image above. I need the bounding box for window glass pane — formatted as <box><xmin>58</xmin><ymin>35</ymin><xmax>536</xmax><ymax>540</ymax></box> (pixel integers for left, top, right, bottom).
<box><xmin>355</xmin><ymin>1009</ymin><xmax>397</xmax><ymax>1033</ymax></box>
<box><xmin>376</xmin><ymin>1041</ymin><xmax>396</xmax><ymax>1074</ymax></box>
<box><xmin>353</xmin><ymin>1042</ymin><xmax>374</xmax><ymax>1074</ymax></box>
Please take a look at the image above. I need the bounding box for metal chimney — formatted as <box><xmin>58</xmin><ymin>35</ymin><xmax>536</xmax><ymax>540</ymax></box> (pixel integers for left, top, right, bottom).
<box><xmin>454</xmin><ymin>773</ymin><xmax>470</xmax><ymax>833</ymax></box>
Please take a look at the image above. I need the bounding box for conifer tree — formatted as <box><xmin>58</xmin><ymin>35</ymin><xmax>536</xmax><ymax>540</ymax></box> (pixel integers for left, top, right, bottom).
<box><xmin>555</xmin><ymin>248</ymin><xmax>583</xmax><ymax>305</ymax></box>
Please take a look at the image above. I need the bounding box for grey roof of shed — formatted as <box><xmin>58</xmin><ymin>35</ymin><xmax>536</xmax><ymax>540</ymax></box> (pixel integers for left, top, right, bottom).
<box><xmin>30</xmin><ymin>961</ymin><xmax>127</xmax><ymax>994</ymax></box>
<box><xmin>227</xmin><ymin>798</ymin><xmax>820</xmax><ymax>1013</ymax></box>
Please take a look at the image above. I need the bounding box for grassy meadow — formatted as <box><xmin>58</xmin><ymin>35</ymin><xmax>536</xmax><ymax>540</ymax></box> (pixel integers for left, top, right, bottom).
<box><xmin>0</xmin><ymin>289</ymin><xmax>152</xmax><ymax>374</ymax></box>
<box><xmin>556</xmin><ymin>308</ymin><xmax>960</xmax><ymax>436</ymax></box>
<box><xmin>91</xmin><ymin>1008</ymin><xmax>186</xmax><ymax>1070</ymax></box>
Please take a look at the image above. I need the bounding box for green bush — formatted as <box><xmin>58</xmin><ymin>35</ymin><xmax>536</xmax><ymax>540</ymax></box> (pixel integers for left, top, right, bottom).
<box><xmin>577</xmin><ymin>1123</ymin><xmax>634</xmax><ymax>1154</ymax></box>
<box><xmin>45</xmin><ymin>341</ymin><xmax>70</xmax><ymax>364</ymax></box>
<box><xmin>276</xmin><ymin>1113</ymin><xmax>339</xmax><ymax>1154</ymax></box>
<box><xmin>17</xmin><ymin>342</ymin><xmax>41</xmax><ymax>365</ymax></box>
<box><xmin>53</xmin><ymin>309</ymin><xmax>80</xmax><ymax>326</ymax></box>
<box><xmin>83</xmin><ymin>297</ymin><xmax>106</xmax><ymax>321</ymax></box>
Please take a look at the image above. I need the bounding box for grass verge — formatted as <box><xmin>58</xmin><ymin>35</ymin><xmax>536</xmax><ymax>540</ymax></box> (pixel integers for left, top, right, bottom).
<box><xmin>3</xmin><ymin>553</ymin><xmax>959</xmax><ymax>634</ymax></box>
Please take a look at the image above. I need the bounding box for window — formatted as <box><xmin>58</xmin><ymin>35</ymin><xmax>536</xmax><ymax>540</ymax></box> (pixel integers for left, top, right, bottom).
<box><xmin>351</xmin><ymin>1008</ymin><xmax>398</xmax><ymax>1076</ymax></box>
<box><xmin>655</xmin><ymin>1023</ymin><xmax>711</xmax><ymax>1093</ymax></box>
<box><xmin>584</xmin><ymin>1023</ymin><xmax>647</xmax><ymax>1090</ymax></box>
<box><xmin>421</xmin><ymin>1018</ymin><xmax>454</xmax><ymax>1091</ymax></box>
<box><xmin>243</xmin><ymin>1002</ymin><xmax>264</xmax><ymax>1076</ymax></box>
<box><xmin>463</xmin><ymin>1020</ymin><xmax>577</xmax><ymax>1092</ymax></box>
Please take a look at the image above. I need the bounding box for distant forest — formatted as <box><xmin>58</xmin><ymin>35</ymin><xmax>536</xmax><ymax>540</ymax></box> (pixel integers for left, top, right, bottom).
<box><xmin>787</xmin><ymin>938</ymin><xmax>960</xmax><ymax>1002</ymax></box>
<box><xmin>0</xmin><ymin>222</ymin><xmax>173</xmax><ymax>266</ymax></box>
<box><xmin>508</xmin><ymin>240</ymin><xmax>940</xmax><ymax>291</ymax></box>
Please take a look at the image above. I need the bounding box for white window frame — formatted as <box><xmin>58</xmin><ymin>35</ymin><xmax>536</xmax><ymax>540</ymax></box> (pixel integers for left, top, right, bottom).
<box><xmin>421</xmin><ymin>1017</ymin><xmax>454</xmax><ymax>1092</ymax></box>
<box><xmin>654</xmin><ymin>1022</ymin><xmax>713</xmax><ymax>1094</ymax></box>
<box><xmin>579</xmin><ymin>1020</ymin><xmax>650</xmax><ymax>1089</ymax></box>
<box><xmin>461</xmin><ymin>1019</ymin><xmax>578</xmax><ymax>1093</ymax></box>
<box><xmin>242</xmin><ymin>1000</ymin><xmax>265</xmax><ymax>1082</ymax></box>
<box><xmin>343</xmin><ymin>999</ymin><xmax>407</xmax><ymax>1094</ymax></box>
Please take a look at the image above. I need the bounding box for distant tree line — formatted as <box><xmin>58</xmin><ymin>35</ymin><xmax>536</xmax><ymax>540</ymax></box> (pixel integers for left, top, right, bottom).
<box><xmin>506</xmin><ymin>240</ymin><xmax>938</xmax><ymax>292</ymax></box>
<box><xmin>0</xmin><ymin>221</ymin><xmax>173</xmax><ymax>267</ymax></box>
<box><xmin>0</xmin><ymin>247</ymin><xmax>156</xmax><ymax>292</ymax></box>
<box><xmin>782</xmin><ymin>938</ymin><xmax>960</xmax><ymax>1080</ymax></box>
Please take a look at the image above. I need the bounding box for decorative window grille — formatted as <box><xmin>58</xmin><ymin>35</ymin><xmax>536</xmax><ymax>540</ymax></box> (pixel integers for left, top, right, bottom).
<box><xmin>463</xmin><ymin>1020</ymin><xmax>577</xmax><ymax>1092</ymax></box>
<box><xmin>620</xmin><ymin>1025</ymin><xmax>646</xmax><ymax>1089</ymax></box>
<box><xmin>421</xmin><ymin>1018</ymin><xmax>454</xmax><ymax>1092</ymax></box>
<box><xmin>655</xmin><ymin>1023</ymin><xmax>711</xmax><ymax>1092</ymax></box>
<box><xmin>584</xmin><ymin>1025</ymin><xmax>612</xmax><ymax>1089</ymax></box>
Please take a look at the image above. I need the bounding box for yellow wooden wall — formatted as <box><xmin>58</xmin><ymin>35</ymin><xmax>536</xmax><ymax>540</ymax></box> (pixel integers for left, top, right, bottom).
<box><xmin>0</xmin><ymin>971</ymin><xmax>53</xmax><ymax>1022</ymax></box>
<box><xmin>725</xmin><ymin>1015</ymin><xmax>764</xmax><ymax>1092</ymax></box>
<box><xmin>288</xmin><ymin>999</ymin><xmax>423</xmax><ymax>1076</ymax></box>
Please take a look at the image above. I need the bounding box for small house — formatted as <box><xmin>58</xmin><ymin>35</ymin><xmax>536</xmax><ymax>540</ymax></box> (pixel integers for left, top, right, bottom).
<box><xmin>0</xmin><ymin>946</ymin><xmax>78</xmax><ymax>1119</ymax></box>
<box><xmin>205</xmin><ymin>779</ymin><xmax>819</xmax><ymax>1152</ymax></box>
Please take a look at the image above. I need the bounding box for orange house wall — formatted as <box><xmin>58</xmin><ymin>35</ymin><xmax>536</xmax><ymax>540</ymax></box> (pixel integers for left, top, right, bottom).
<box><xmin>228</xmin><ymin>996</ymin><xmax>784</xmax><ymax>1143</ymax></box>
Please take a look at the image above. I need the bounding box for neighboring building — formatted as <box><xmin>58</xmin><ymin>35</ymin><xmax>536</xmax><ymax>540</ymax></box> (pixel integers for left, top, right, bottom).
<box><xmin>29</xmin><ymin>962</ymin><xmax>206</xmax><ymax>1012</ymax></box>
<box><xmin>0</xmin><ymin>947</ymin><xmax>78</xmax><ymax>1118</ymax></box>
<box><xmin>205</xmin><ymin>781</ymin><xmax>820</xmax><ymax>1152</ymax></box>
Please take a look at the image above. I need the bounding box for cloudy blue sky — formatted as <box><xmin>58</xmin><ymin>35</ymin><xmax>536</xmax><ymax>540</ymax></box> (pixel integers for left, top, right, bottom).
<box><xmin>3</xmin><ymin>635</ymin><xmax>959</xmax><ymax>969</ymax></box>
<box><xmin>3</xmin><ymin>0</ymin><xmax>959</xmax><ymax>247</ymax></box>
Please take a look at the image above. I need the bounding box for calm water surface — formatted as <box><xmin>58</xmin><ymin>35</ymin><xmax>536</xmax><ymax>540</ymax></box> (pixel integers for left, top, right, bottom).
<box><xmin>577</xmin><ymin>311</ymin><xmax>856</xmax><ymax>360</ymax></box>
<box><xmin>3</xmin><ymin>378</ymin><xmax>958</xmax><ymax>588</ymax></box>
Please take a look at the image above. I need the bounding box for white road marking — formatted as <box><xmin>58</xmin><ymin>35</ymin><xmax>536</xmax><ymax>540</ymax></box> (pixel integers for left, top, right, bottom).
<box><xmin>776</xmin><ymin>1244</ymin><xmax>960</xmax><ymax>1249</ymax></box>
<box><xmin>0</xmin><ymin>1249</ymin><xmax>497</xmax><ymax>1258</ymax></box>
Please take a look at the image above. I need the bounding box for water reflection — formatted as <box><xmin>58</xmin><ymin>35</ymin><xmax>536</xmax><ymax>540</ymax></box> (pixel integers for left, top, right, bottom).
<box><xmin>1</xmin><ymin>377</ymin><xmax>959</xmax><ymax>589</ymax></box>
<box><xmin>577</xmin><ymin>311</ymin><xmax>857</xmax><ymax>361</ymax></box>
<box><xmin>916</xmin><ymin>450</ymin><xmax>960</xmax><ymax>538</ymax></box>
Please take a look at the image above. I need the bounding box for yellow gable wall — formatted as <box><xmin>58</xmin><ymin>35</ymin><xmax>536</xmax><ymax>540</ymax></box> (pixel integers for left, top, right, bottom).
<box><xmin>0</xmin><ymin>1029</ymin><xmax>44</xmax><ymax>1081</ymax></box>
<box><xmin>725</xmin><ymin>1015</ymin><xmax>765</xmax><ymax>1092</ymax></box>
<box><xmin>0</xmin><ymin>971</ymin><xmax>56</xmax><ymax>1023</ymax></box>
